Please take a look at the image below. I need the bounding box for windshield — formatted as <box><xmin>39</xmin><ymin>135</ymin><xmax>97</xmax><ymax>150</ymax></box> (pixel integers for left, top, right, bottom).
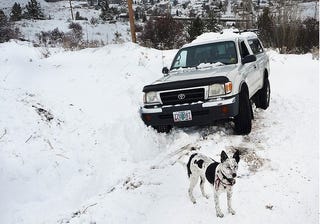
<box><xmin>171</xmin><ymin>41</ymin><xmax>238</xmax><ymax>70</ymax></box>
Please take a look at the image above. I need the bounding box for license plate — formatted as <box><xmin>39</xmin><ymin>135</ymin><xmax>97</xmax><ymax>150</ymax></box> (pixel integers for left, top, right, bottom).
<box><xmin>173</xmin><ymin>110</ymin><xmax>192</xmax><ymax>122</ymax></box>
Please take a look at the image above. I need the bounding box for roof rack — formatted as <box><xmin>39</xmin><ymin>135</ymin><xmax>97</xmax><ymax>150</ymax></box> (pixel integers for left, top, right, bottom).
<box><xmin>233</xmin><ymin>29</ymin><xmax>259</xmax><ymax>34</ymax></box>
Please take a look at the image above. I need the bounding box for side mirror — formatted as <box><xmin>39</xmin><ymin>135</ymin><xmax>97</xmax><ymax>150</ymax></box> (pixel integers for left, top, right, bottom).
<box><xmin>162</xmin><ymin>67</ymin><xmax>169</xmax><ymax>75</ymax></box>
<box><xmin>242</xmin><ymin>55</ymin><xmax>256</xmax><ymax>64</ymax></box>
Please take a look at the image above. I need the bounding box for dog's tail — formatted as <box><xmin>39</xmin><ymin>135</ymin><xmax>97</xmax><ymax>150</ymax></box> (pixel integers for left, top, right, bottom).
<box><xmin>186</xmin><ymin>153</ymin><xmax>198</xmax><ymax>178</ymax></box>
<box><xmin>171</xmin><ymin>145</ymin><xmax>200</xmax><ymax>177</ymax></box>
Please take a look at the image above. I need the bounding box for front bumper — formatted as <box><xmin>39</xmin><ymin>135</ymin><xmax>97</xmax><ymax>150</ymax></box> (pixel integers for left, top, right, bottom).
<box><xmin>140</xmin><ymin>95</ymin><xmax>239</xmax><ymax>127</ymax></box>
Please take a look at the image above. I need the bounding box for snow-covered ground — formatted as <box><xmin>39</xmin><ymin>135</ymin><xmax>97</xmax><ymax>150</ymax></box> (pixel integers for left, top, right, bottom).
<box><xmin>0</xmin><ymin>41</ymin><xmax>319</xmax><ymax>224</ymax></box>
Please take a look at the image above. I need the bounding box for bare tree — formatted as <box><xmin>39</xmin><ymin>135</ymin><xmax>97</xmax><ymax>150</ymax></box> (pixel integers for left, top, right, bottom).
<box><xmin>238</xmin><ymin>0</ymin><xmax>254</xmax><ymax>29</ymax></box>
<box><xmin>273</xmin><ymin>1</ymin><xmax>301</xmax><ymax>53</ymax></box>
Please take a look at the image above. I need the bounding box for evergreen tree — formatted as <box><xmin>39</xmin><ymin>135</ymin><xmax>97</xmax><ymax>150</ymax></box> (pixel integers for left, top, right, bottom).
<box><xmin>26</xmin><ymin>0</ymin><xmax>45</xmax><ymax>20</ymax></box>
<box><xmin>0</xmin><ymin>9</ymin><xmax>20</xmax><ymax>43</ymax></box>
<box><xmin>0</xmin><ymin>9</ymin><xmax>7</xmax><ymax>27</ymax></box>
<box><xmin>142</xmin><ymin>13</ymin><xmax>147</xmax><ymax>22</ymax></box>
<box><xmin>257</xmin><ymin>8</ymin><xmax>274</xmax><ymax>47</ymax></box>
<box><xmin>139</xmin><ymin>16</ymin><xmax>185</xmax><ymax>50</ymax></box>
<box><xmin>303</xmin><ymin>18</ymin><xmax>319</xmax><ymax>50</ymax></box>
<box><xmin>187</xmin><ymin>17</ymin><xmax>204</xmax><ymax>41</ymax></box>
<box><xmin>205</xmin><ymin>11</ymin><xmax>220</xmax><ymax>32</ymax></box>
<box><xmin>135</xmin><ymin>11</ymin><xmax>139</xmax><ymax>21</ymax></box>
<box><xmin>75</xmin><ymin>11</ymin><xmax>87</xmax><ymax>20</ymax></box>
<box><xmin>10</xmin><ymin>2</ymin><xmax>22</xmax><ymax>21</ymax></box>
<box><xmin>296</xmin><ymin>18</ymin><xmax>319</xmax><ymax>53</ymax></box>
<box><xmin>88</xmin><ymin>0</ymin><xmax>95</xmax><ymax>6</ymax></box>
<box><xmin>99</xmin><ymin>0</ymin><xmax>112</xmax><ymax>21</ymax></box>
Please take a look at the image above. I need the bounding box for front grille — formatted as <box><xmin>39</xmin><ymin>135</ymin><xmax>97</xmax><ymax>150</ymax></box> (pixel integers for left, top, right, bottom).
<box><xmin>160</xmin><ymin>88</ymin><xmax>205</xmax><ymax>106</ymax></box>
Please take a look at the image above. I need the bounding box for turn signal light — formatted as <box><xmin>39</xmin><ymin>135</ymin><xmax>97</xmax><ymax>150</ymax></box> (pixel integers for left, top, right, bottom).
<box><xmin>144</xmin><ymin>115</ymin><xmax>152</xmax><ymax>121</ymax></box>
<box><xmin>225</xmin><ymin>82</ymin><xmax>232</xmax><ymax>94</ymax></box>
<box><xmin>221</xmin><ymin>106</ymin><xmax>229</xmax><ymax>114</ymax></box>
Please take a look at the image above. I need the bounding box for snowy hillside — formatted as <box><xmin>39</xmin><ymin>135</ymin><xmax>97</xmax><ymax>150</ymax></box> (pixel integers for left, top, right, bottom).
<box><xmin>1</xmin><ymin>0</ymin><xmax>131</xmax><ymax>44</ymax></box>
<box><xmin>0</xmin><ymin>41</ymin><xmax>319</xmax><ymax>224</ymax></box>
<box><xmin>1</xmin><ymin>0</ymin><xmax>48</xmax><ymax>8</ymax></box>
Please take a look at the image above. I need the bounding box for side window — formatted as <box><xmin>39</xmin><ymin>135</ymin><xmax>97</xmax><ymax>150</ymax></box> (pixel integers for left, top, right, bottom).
<box><xmin>240</xmin><ymin>41</ymin><xmax>250</xmax><ymax>58</ymax></box>
<box><xmin>248</xmin><ymin>39</ymin><xmax>264</xmax><ymax>55</ymax></box>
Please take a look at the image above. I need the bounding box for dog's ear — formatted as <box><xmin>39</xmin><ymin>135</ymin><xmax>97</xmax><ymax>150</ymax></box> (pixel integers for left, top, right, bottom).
<box><xmin>221</xmin><ymin>151</ymin><xmax>228</xmax><ymax>163</ymax></box>
<box><xmin>233</xmin><ymin>150</ymin><xmax>240</xmax><ymax>163</ymax></box>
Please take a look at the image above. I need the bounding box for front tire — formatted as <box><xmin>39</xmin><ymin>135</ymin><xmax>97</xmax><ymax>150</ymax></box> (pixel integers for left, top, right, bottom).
<box><xmin>234</xmin><ymin>90</ymin><xmax>252</xmax><ymax>135</ymax></box>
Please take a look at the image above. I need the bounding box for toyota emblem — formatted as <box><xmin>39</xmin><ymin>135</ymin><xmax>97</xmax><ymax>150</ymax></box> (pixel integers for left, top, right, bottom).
<box><xmin>177</xmin><ymin>93</ymin><xmax>186</xmax><ymax>100</ymax></box>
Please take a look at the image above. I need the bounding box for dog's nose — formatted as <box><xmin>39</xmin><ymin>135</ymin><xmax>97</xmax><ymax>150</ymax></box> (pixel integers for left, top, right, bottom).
<box><xmin>232</xmin><ymin>173</ymin><xmax>237</xmax><ymax>178</ymax></box>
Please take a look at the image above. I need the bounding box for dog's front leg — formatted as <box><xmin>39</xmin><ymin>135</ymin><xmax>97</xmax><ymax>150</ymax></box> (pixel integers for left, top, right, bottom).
<box><xmin>227</xmin><ymin>189</ymin><xmax>236</xmax><ymax>215</ymax></box>
<box><xmin>214</xmin><ymin>191</ymin><xmax>224</xmax><ymax>218</ymax></box>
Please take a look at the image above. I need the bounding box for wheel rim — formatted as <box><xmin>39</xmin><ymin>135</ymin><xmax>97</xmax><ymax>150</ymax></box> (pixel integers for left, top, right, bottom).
<box><xmin>266</xmin><ymin>83</ymin><xmax>270</xmax><ymax>104</ymax></box>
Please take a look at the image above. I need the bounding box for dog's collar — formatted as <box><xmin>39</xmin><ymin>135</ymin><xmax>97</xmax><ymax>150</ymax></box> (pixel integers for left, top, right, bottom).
<box><xmin>215</xmin><ymin>170</ymin><xmax>235</xmax><ymax>190</ymax></box>
<box><xmin>221</xmin><ymin>171</ymin><xmax>235</xmax><ymax>185</ymax></box>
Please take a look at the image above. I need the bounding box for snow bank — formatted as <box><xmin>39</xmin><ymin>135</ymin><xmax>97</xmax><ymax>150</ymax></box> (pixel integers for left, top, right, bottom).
<box><xmin>0</xmin><ymin>42</ymin><xmax>318</xmax><ymax>224</ymax></box>
<box><xmin>0</xmin><ymin>41</ymin><xmax>177</xmax><ymax>223</ymax></box>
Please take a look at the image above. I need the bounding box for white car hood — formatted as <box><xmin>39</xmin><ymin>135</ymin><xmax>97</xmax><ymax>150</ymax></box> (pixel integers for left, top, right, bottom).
<box><xmin>152</xmin><ymin>65</ymin><xmax>238</xmax><ymax>85</ymax></box>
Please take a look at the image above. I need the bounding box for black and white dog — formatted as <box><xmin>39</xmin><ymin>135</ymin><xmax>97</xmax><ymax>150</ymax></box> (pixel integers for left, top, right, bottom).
<box><xmin>187</xmin><ymin>150</ymin><xmax>240</xmax><ymax>218</ymax></box>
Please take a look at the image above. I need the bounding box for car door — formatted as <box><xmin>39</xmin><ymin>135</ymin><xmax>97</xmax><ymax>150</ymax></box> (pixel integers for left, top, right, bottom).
<box><xmin>238</xmin><ymin>40</ymin><xmax>258</xmax><ymax>98</ymax></box>
<box><xmin>248</xmin><ymin>38</ymin><xmax>266</xmax><ymax>90</ymax></box>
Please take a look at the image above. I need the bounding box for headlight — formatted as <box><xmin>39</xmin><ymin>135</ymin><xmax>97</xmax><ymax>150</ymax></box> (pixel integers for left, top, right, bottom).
<box><xmin>208</xmin><ymin>82</ymin><xmax>232</xmax><ymax>97</ymax></box>
<box><xmin>144</xmin><ymin>91</ymin><xmax>160</xmax><ymax>104</ymax></box>
<box><xmin>208</xmin><ymin>84</ymin><xmax>225</xmax><ymax>97</ymax></box>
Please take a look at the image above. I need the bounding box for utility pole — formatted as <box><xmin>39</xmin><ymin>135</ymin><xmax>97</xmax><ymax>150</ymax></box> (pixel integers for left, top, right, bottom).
<box><xmin>127</xmin><ymin>0</ymin><xmax>136</xmax><ymax>43</ymax></box>
<box><xmin>69</xmin><ymin>0</ymin><xmax>74</xmax><ymax>20</ymax></box>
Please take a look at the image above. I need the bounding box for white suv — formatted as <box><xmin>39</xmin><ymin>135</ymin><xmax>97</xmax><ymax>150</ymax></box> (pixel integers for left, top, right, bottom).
<box><xmin>140</xmin><ymin>30</ymin><xmax>270</xmax><ymax>134</ymax></box>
